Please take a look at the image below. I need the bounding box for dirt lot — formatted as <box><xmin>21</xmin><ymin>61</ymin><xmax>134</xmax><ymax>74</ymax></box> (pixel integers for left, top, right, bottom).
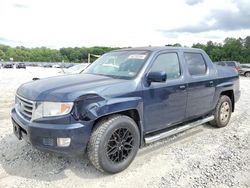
<box><xmin>0</xmin><ymin>67</ymin><xmax>249</xmax><ymax>188</ymax></box>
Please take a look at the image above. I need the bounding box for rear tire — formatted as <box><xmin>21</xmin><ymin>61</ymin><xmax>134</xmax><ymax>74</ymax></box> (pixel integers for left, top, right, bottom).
<box><xmin>245</xmin><ymin>72</ymin><xmax>250</xmax><ymax>77</ymax></box>
<box><xmin>210</xmin><ymin>95</ymin><xmax>232</xmax><ymax>128</ymax></box>
<box><xmin>87</xmin><ymin>115</ymin><xmax>140</xmax><ymax>173</ymax></box>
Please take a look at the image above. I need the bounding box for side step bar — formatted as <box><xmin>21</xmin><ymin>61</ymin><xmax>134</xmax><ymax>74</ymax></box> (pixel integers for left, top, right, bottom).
<box><xmin>145</xmin><ymin>115</ymin><xmax>214</xmax><ymax>144</ymax></box>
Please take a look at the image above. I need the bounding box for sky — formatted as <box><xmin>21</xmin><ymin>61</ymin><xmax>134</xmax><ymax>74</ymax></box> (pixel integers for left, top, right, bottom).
<box><xmin>0</xmin><ymin>0</ymin><xmax>250</xmax><ymax>49</ymax></box>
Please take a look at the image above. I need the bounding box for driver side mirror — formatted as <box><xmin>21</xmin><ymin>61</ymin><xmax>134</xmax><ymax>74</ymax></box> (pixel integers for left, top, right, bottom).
<box><xmin>146</xmin><ymin>71</ymin><xmax>167</xmax><ymax>83</ymax></box>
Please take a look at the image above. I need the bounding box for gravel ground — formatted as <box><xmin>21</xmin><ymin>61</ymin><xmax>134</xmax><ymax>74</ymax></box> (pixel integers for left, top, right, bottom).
<box><xmin>0</xmin><ymin>67</ymin><xmax>249</xmax><ymax>188</ymax></box>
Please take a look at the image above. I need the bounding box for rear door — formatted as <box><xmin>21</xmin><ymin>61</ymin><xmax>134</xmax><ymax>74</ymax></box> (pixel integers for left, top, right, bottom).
<box><xmin>184</xmin><ymin>52</ymin><xmax>215</xmax><ymax>119</ymax></box>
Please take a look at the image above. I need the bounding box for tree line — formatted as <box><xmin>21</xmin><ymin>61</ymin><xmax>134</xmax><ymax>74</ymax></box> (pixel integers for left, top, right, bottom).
<box><xmin>0</xmin><ymin>36</ymin><xmax>250</xmax><ymax>63</ymax></box>
<box><xmin>0</xmin><ymin>46</ymin><xmax>119</xmax><ymax>63</ymax></box>
<box><xmin>192</xmin><ymin>36</ymin><xmax>250</xmax><ymax>63</ymax></box>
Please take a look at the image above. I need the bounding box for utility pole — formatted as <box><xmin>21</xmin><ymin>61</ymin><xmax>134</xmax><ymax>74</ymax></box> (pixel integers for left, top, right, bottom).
<box><xmin>88</xmin><ymin>53</ymin><xmax>90</xmax><ymax>63</ymax></box>
<box><xmin>87</xmin><ymin>53</ymin><xmax>100</xmax><ymax>63</ymax></box>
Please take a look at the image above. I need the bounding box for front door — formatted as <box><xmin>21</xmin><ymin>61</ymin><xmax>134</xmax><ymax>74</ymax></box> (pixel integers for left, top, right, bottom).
<box><xmin>143</xmin><ymin>52</ymin><xmax>187</xmax><ymax>133</ymax></box>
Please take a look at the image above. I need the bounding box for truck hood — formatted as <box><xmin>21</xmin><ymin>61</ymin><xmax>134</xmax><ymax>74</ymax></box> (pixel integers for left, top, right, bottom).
<box><xmin>17</xmin><ymin>74</ymin><xmax>133</xmax><ymax>102</ymax></box>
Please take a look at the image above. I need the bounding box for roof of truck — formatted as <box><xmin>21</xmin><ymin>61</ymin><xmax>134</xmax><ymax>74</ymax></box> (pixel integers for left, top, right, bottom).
<box><xmin>113</xmin><ymin>46</ymin><xmax>204</xmax><ymax>53</ymax></box>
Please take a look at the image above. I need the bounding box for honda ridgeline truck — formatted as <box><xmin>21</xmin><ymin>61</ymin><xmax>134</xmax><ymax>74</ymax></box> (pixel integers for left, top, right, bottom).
<box><xmin>11</xmin><ymin>47</ymin><xmax>240</xmax><ymax>173</ymax></box>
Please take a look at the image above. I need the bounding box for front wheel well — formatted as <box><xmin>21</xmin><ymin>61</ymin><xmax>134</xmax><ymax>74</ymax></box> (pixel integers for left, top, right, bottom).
<box><xmin>92</xmin><ymin>109</ymin><xmax>142</xmax><ymax>143</ymax></box>
<box><xmin>220</xmin><ymin>90</ymin><xmax>235</xmax><ymax>112</ymax></box>
<box><xmin>119</xmin><ymin>109</ymin><xmax>140</xmax><ymax>124</ymax></box>
<box><xmin>94</xmin><ymin>109</ymin><xmax>140</xmax><ymax>126</ymax></box>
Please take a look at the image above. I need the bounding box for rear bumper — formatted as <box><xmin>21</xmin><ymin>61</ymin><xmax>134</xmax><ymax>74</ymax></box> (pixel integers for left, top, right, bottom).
<box><xmin>11</xmin><ymin>107</ymin><xmax>92</xmax><ymax>156</ymax></box>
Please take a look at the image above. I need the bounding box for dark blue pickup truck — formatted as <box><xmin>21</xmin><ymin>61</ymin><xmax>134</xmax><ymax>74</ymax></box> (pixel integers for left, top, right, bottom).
<box><xmin>11</xmin><ymin>47</ymin><xmax>240</xmax><ymax>173</ymax></box>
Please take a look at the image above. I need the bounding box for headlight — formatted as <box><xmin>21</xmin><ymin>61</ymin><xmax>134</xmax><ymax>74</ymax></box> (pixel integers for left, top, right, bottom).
<box><xmin>32</xmin><ymin>102</ymin><xmax>73</xmax><ymax>120</ymax></box>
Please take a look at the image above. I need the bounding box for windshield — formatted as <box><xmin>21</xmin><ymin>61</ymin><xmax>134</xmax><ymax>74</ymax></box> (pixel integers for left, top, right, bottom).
<box><xmin>83</xmin><ymin>50</ymin><xmax>150</xmax><ymax>79</ymax></box>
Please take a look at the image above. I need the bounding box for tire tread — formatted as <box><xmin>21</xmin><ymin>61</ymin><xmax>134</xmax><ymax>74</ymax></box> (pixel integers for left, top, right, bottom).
<box><xmin>210</xmin><ymin>95</ymin><xmax>232</xmax><ymax>127</ymax></box>
<box><xmin>87</xmin><ymin>115</ymin><xmax>133</xmax><ymax>172</ymax></box>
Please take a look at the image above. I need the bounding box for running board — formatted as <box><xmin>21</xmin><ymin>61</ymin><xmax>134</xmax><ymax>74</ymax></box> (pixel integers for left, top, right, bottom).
<box><xmin>145</xmin><ymin>115</ymin><xmax>214</xmax><ymax>144</ymax></box>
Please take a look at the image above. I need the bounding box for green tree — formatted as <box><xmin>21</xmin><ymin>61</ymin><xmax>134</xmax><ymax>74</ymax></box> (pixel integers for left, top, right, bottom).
<box><xmin>223</xmin><ymin>38</ymin><xmax>243</xmax><ymax>61</ymax></box>
<box><xmin>1</xmin><ymin>36</ymin><xmax>250</xmax><ymax>63</ymax></box>
<box><xmin>0</xmin><ymin>49</ymin><xmax>5</xmax><ymax>60</ymax></box>
<box><xmin>192</xmin><ymin>43</ymin><xmax>207</xmax><ymax>51</ymax></box>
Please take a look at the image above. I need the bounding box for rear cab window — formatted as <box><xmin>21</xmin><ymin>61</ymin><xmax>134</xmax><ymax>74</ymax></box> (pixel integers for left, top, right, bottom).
<box><xmin>184</xmin><ymin>53</ymin><xmax>207</xmax><ymax>76</ymax></box>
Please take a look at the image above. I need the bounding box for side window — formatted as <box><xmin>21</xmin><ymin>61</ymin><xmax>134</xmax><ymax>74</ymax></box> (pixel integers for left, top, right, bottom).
<box><xmin>150</xmin><ymin>53</ymin><xmax>181</xmax><ymax>79</ymax></box>
<box><xmin>184</xmin><ymin>53</ymin><xmax>207</xmax><ymax>76</ymax></box>
<box><xmin>242</xmin><ymin>65</ymin><xmax>250</xmax><ymax>68</ymax></box>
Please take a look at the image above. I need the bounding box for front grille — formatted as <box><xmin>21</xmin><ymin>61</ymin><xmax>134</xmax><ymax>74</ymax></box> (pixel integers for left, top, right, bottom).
<box><xmin>16</xmin><ymin>95</ymin><xmax>35</xmax><ymax>120</ymax></box>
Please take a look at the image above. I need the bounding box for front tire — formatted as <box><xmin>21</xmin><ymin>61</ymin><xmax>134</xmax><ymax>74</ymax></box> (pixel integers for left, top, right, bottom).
<box><xmin>210</xmin><ymin>95</ymin><xmax>232</xmax><ymax>127</ymax></box>
<box><xmin>87</xmin><ymin>115</ymin><xmax>140</xmax><ymax>173</ymax></box>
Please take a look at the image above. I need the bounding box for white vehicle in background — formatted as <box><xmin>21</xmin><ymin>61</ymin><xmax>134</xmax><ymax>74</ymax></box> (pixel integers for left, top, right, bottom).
<box><xmin>33</xmin><ymin>63</ymin><xmax>90</xmax><ymax>80</ymax></box>
<box><xmin>52</xmin><ymin>64</ymin><xmax>61</xmax><ymax>68</ymax></box>
<box><xmin>60</xmin><ymin>63</ymin><xmax>90</xmax><ymax>74</ymax></box>
<box><xmin>239</xmin><ymin>64</ymin><xmax>250</xmax><ymax>77</ymax></box>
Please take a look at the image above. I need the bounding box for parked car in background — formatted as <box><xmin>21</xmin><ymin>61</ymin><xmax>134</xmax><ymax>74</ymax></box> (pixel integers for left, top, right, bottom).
<box><xmin>61</xmin><ymin>63</ymin><xmax>75</xmax><ymax>68</ymax></box>
<box><xmin>25</xmin><ymin>62</ymin><xmax>38</xmax><ymax>67</ymax></box>
<box><xmin>214</xmin><ymin>61</ymin><xmax>241</xmax><ymax>73</ymax></box>
<box><xmin>239</xmin><ymin>64</ymin><xmax>250</xmax><ymax>77</ymax></box>
<box><xmin>2</xmin><ymin>62</ymin><xmax>13</xmax><ymax>68</ymax></box>
<box><xmin>52</xmin><ymin>64</ymin><xmax>61</xmax><ymax>68</ymax></box>
<box><xmin>32</xmin><ymin>63</ymin><xmax>90</xmax><ymax>80</ymax></box>
<box><xmin>16</xmin><ymin>63</ymin><xmax>26</xmax><ymax>69</ymax></box>
<box><xmin>43</xmin><ymin>63</ymin><xmax>52</xmax><ymax>68</ymax></box>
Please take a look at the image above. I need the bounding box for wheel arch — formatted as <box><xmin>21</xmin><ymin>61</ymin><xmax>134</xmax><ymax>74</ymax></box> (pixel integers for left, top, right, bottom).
<box><xmin>220</xmin><ymin>90</ymin><xmax>235</xmax><ymax>112</ymax></box>
<box><xmin>244</xmin><ymin>71</ymin><xmax>250</xmax><ymax>77</ymax></box>
<box><xmin>92</xmin><ymin>109</ymin><xmax>144</xmax><ymax>147</ymax></box>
